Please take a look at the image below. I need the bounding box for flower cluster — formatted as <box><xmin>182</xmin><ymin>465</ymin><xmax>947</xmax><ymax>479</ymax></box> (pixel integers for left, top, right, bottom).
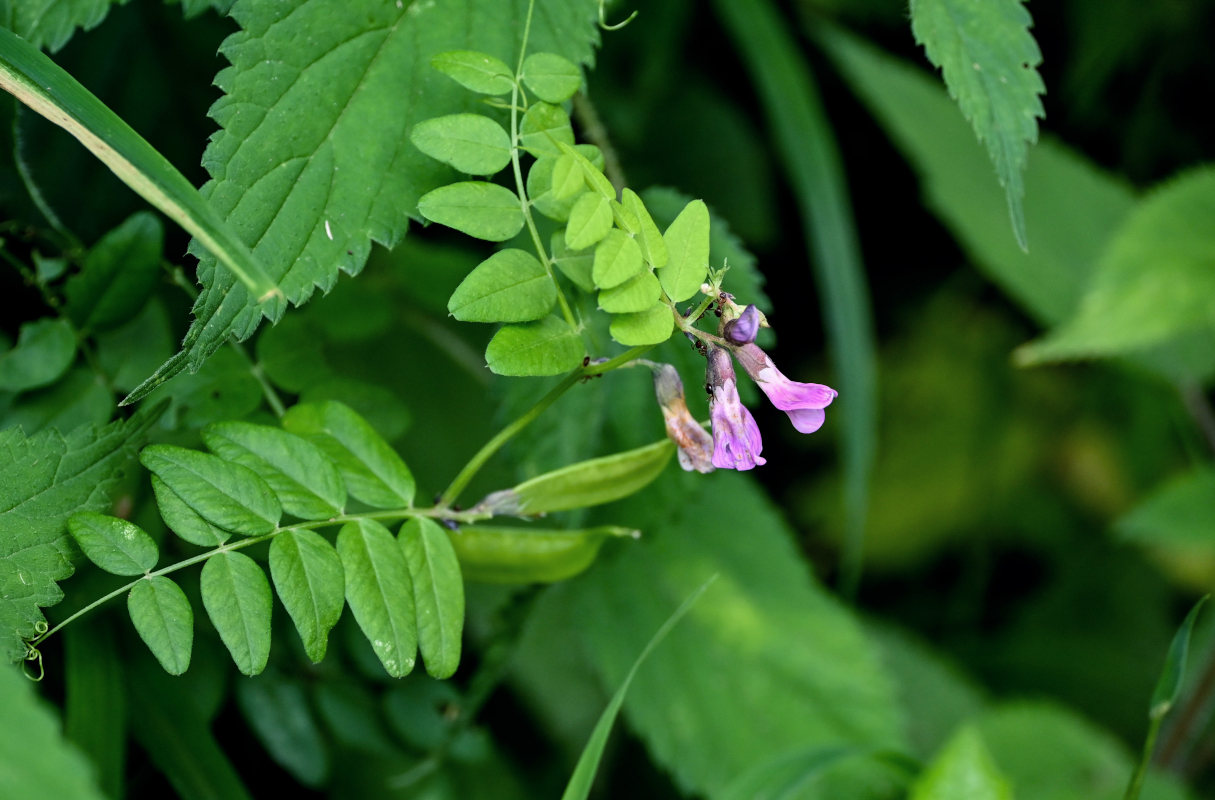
<box><xmin>651</xmin><ymin>303</ymin><xmax>837</xmax><ymax>472</ymax></box>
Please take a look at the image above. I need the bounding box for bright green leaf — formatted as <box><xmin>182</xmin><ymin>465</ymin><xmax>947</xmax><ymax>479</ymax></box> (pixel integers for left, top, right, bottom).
<box><xmin>550</xmin><ymin>152</ymin><xmax>587</xmax><ymax>201</ymax></box>
<box><xmin>128</xmin><ymin>576</ymin><xmax>193</xmax><ymax>675</ymax></box>
<box><xmin>336</xmin><ymin>519</ymin><xmax>417</xmax><ymax>678</ymax></box>
<box><xmin>484</xmin><ymin>316</ymin><xmax>585</xmax><ymax>377</ymax></box>
<box><xmin>64</xmin><ymin>212</ymin><xmax>164</xmax><ymax>333</ymax></box>
<box><xmin>565</xmin><ymin>192</ymin><xmax>613</xmax><ymax>250</ymax></box>
<box><xmin>282</xmin><ymin>400</ymin><xmax>415</xmax><ymax>509</ymax></box>
<box><xmin>592</xmin><ymin>229</ymin><xmax>645</xmax><ymax>289</ymax></box>
<box><xmin>151</xmin><ymin>475</ymin><xmax>230</xmax><ymax>547</ymax></box>
<box><xmin>556</xmin><ymin>141</ymin><xmax>615</xmax><ymax>199</ymax></box>
<box><xmin>551</xmin><ymin>233</ymin><xmax>595</xmax><ymax>292</ymax></box>
<box><xmin>599</xmin><ymin>271</ymin><xmax>661</xmax><ymax>313</ymax></box>
<box><xmin>447</xmin><ymin>249</ymin><xmax>557</xmax><ymax>323</ymax></box>
<box><xmin>202</xmin><ymin>421</ymin><xmax>346</xmax><ymax>520</ymax></box>
<box><xmin>67</xmin><ymin>512</ymin><xmax>158</xmax><ymax>576</ymax></box>
<box><xmin>659</xmin><ymin>199</ymin><xmax>710</xmax><ymax>302</ymax></box>
<box><xmin>449</xmin><ymin>525</ymin><xmax>636</xmax><ymax>584</ymax></box>
<box><xmin>910</xmin><ymin>726</ymin><xmax>1012</xmax><ymax>800</ymax></box>
<box><xmin>201</xmin><ymin>551</ymin><xmax>273</xmax><ymax>676</ymax></box>
<box><xmin>609</xmin><ymin>303</ymin><xmax>675</xmax><ymax>346</ymax></box>
<box><xmin>399</xmin><ymin>518</ymin><xmax>464</xmax><ymax>679</ymax></box>
<box><xmin>410</xmin><ymin>113</ymin><xmax>512</xmax><ymax>175</ymax></box>
<box><xmin>1117</xmin><ymin>468</ymin><xmax>1215</xmax><ymax>552</ymax></box>
<box><xmin>418</xmin><ymin>181</ymin><xmax>525</xmax><ymax>241</ymax></box>
<box><xmin>622</xmin><ymin>188</ymin><xmax>668</xmax><ymax>268</ymax></box>
<box><xmin>140</xmin><ymin>445</ymin><xmax>281</xmax><ymax>535</ymax></box>
<box><xmin>0</xmin><ymin>318</ymin><xmax>76</xmax><ymax>393</ymax></box>
<box><xmin>430</xmin><ymin>49</ymin><xmax>515</xmax><ymax>95</ymax></box>
<box><xmin>521</xmin><ymin>51</ymin><xmax>582</xmax><ymax>103</ymax></box>
<box><xmin>269</xmin><ymin>530</ymin><xmax>346</xmax><ymax>664</ymax></box>
<box><xmin>530</xmin><ymin>156</ymin><xmax>578</xmax><ymax>222</ymax></box>
<box><xmin>519</xmin><ymin>101</ymin><xmax>575</xmax><ymax>156</ymax></box>
<box><xmin>1150</xmin><ymin>595</ymin><xmax>1208</xmax><ymax>718</ymax></box>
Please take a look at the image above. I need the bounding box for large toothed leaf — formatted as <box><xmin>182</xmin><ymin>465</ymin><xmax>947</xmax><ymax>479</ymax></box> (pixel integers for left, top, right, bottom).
<box><xmin>336</xmin><ymin>519</ymin><xmax>416</xmax><ymax>678</ymax></box>
<box><xmin>658</xmin><ymin>199</ymin><xmax>710</xmax><ymax>302</ymax></box>
<box><xmin>484</xmin><ymin>315</ymin><xmax>586</xmax><ymax>377</ymax></box>
<box><xmin>123</xmin><ymin>0</ymin><xmax>601</xmax><ymax>402</ymax></box>
<box><xmin>128</xmin><ymin>577</ymin><xmax>193</xmax><ymax>675</ymax></box>
<box><xmin>398</xmin><ymin>518</ymin><xmax>464</xmax><ymax>679</ymax></box>
<box><xmin>0</xmin><ymin>405</ymin><xmax>160</xmax><ymax>662</ymax></box>
<box><xmin>269</xmin><ymin>530</ymin><xmax>345</xmax><ymax>663</ymax></box>
<box><xmin>201</xmin><ymin>551</ymin><xmax>273</xmax><ymax>676</ymax></box>
<box><xmin>0</xmin><ymin>0</ymin><xmax>127</xmax><ymax>53</ymax></box>
<box><xmin>140</xmin><ymin>445</ymin><xmax>281</xmax><ymax>535</ymax></box>
<box><xmin>67</xmin><ymin>513</ymin><xmax>158</xmax><ymax>576</ymax></box>
<box><xmin>909</xmin><ymin>0</ymin><xmax>1044</xmax><ymax>249</ymax></box>
<box><xmin>447</xmin><ymin>249</ymin><xmax>557</xmax><ymax>323</ymax></box>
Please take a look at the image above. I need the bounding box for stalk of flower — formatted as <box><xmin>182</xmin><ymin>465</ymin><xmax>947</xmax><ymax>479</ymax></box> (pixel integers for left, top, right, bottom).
<box><xmin>651</xmin><ymin>363</ymin><xmax>715</xmax><ymax>473</ymax></box>
<box><xmin>706</xmin><ymin>345</ymin><xmax>766</xmax><ymax>470</ymax></box>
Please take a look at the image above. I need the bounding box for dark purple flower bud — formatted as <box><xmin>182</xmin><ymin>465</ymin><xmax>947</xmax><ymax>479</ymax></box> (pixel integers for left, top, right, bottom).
<box><xmin>706</xmin><ymin>347</ymin><xmax>766</xmax><ymax>470</ymax></box>
<box><xmin>724</xmin><ymin>304</ymin><xmax>761</xmax><ymax>345</ymax></box>
<box><xmin>734</xmin><ymin>343</ymin><xmax>836</xmax><ymax>434</ymax></box>
<box><xmin>652</xmin><ymin>365</ymin><xmax>715</xmax><ymax>473</ymax></box>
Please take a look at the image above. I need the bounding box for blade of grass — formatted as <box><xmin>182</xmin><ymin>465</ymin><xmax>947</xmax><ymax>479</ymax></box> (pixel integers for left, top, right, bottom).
<box><xmin>0</xmin><ymin>27</ymin><xmax>282</xmax><ymax>308</ymax></box>
<box><xmin>711</xmin><ymin>0</ymin><xmax>878</xmax><ymax>598</ymax></box>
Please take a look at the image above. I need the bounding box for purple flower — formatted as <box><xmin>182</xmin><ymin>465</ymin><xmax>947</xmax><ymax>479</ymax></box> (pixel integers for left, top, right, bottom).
<box><xmin>706</xmin><ymin>346</ymin><xmax>766</xmax><ymax>470</ymax></box>
<box><xmin>724</xmin><ymin>304</ymin><xmax>761</xmax><ymax>345</ymax></box>
<box><xmin>652</xmin><ymin>364</ymin><xmax>715</xmax><ymax>473</ymax></box>
<box><xmin>734</xmin><ymin>343</ymin><xmax>836</xmax><ymax>434</ymax></box>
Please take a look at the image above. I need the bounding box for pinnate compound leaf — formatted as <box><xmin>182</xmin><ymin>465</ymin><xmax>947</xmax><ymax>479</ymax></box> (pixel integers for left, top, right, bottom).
<box><xmin>659</xmin><ymin>199</ymin><xmax>710</xmax><ymax>302</ymax></box>
<box><xmin>484</xmin><ymin>315</ymin><xmax>585</xmax><ymax>377</ymax></box>
<box><xmin>431</xmin><ymin>49</ymin><xmax>514</xmax><ymax>95</ymax></box>
<box><xmin>140</xmin><ymin>445</ymin><xmax>281</xmax><ymax>535</ymax></box>
<box><xmin>521</xmin><ymin>51</ymin><xmax>582</xmax><ymax>103</ymax></box>
<box><xmin>910</xmin><ymin>0</ymin><xmax>1044</xmax><ymax>249</ymax></box>
<box><xmin>410</xmin><ymin>113</ymin><xmax>512</xmax><ymax>175</ymax></box>
<box><xmin>282</xmin><ymin>400</ymin><xmax>415</xmax><ymax>509</ymax></box>
<box><xmin>449</xmin><ymin>525</ymin><xmax>636</xmax><ymax>584</ymax></box>
<box><xmin>418</xmin><ymin>181</ymin><xmax>525</xmax><ymax>241</ymax></box>
<box><xmin>592</xmin><ymin>229</ymin><xmax>645</xmax><ymax>289</ymax></box>
<box><xmin>609</xmin><ymin>303</ymin><xmax>675</xmax><ymax>346</ymax></box>
<box><xmin>0</xmin><ymin>318</ymin><xmax>76</xmax><ymax>393</ymax></box>
<box><xmin>398</xmin><ymin>518</ymin><xmax>464</xmax><ymax>679</ymax></box>
<box><xmin>336</xmin><ymin>519</ymin><xmax>416</xmax><ymax>678</ymax></box>
<box><xmin>565</xmin><ymin>193</ymin><xmax>614</xmax><ymax>250</ymax></box>
<box><xmin>269</xmin><ymin>530</ymin><xmax>345</xmax><ymax>663</ymax></box>
<box><xmin>622</xmin><ymin>188</ymin><xmax>668</xmax><ymax>268</ymax></box>
<box><xmin>201</xmin><ymin>551</ymin><xmax>273</xmax><ymax>676</ymax></box>
<box><xmin>448</xmin><ymin>249</ymin><xmax>557</xmax><ymax>323</ymax></box>
<box><xmin>520</xmin><ymin>102</ymin><xmax>575</xmax><ymax>156</ymax></box>
<box><xmin>202</xmin><ymin>421</ymin><xmax>346</xmax><ymax>520</ymax></box>
<box><xmin>64</xmin><ymin>212</ymin><xmax>163</xmax><ymax>333</ymax></box>
<box><xmin>68</xmin><ymin>512</ymin><xmax>158</xmax><ymax>576</ymax></box>
<box><xmin>0</xmin><ymin>405</ymin><xmax>160</xmax><ymax>661</ymax></box>
<box><xmin>910</xmin><ymin>726</ymin><xmax>1012</xmax><ymax>800</ymax></box>
<box><xmin>128</xmin><ymin>577</ymin><xmax>193</xmax><ymax>675</ymax></box>
<box><xmin>599</xmin><ymin>271</ymin><xmax>661</xmax><ymax>313</ymax></box>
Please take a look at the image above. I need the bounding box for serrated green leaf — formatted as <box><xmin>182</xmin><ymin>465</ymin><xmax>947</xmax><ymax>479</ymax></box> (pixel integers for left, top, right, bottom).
<box><xmin>202</xmin><ymin>422</ymin><xmax>346</xmax><ymax>520</ymax></box>
<box><xmin>551</xmin><ymin>233</ymin><xmax>595</xmax><ymax>292</ymax></box>
<box><xmin>418</xmin><ymin>181</ymin><xmax>525</xmax><ymax>241</ymax></box>
<box><xmin>128</xmin><ymin>577</ymin><xmax>193</xmax><ymax>675</ymax></box>
<box><xmin>599</xmin><ymin>271</ymin><xmax>661</xmax><ymax>314</ymax></box>
<box><xmin>910</xmin><ymin>0</ymin><xmax>1044</xmax><ymax>249</ymax></box>
<box><xmin>269</xmin><ymin>530</ymin><xmax>345</xmax><ymax>664</ymax></box>
<box><xmin>0</xmin><ymin>318</ymin><xmax>76</xmax><ymax>393</ymax></box>
<box><xmin>519</xmin><ymin>101</ymin><xmax>575</xmax><ymax>157</ymax></box>
<box><xmin>235</xmin><ymin>677</ymin><xmax>329</xmax><ymax>787</ymax></box>
<box><xmin>484</xmin><ymin>316</ymin><xmax>585</xmax><ymax>377</ymax></box>
<box><xmin>0</xmin><ymin>405</ymin><xmax>161</xmax><ymax>662</ymax></box>
<box><xmin>0</xmin><ymin>0</ymin><xmax>117</xmax><ymax>52</ymax></box>
<box><xmin>336</xmin><ymin>519</ymin><xmax>417</xmax><ymax>678</ymax></box>
<box><xmin>565</xmin><ymin>192</ymin><xmax>613</xmax><ymax>250</ymax></box>
<box><xmin>449</xmin><ymin>525</ymin><xmax>636</xmax><ymax>584</ymax></box>
<box><xmin>521</xmin><ymin>51</ymin><xmax>582</xmax><ymax>103</ymax></box>
<box><xmin>622</xmin><ymin>188</ymin><xmax>668</xmax><ymax>268</ymax></box>
<box><xmin>592</xmin><ymin>229</ymin><xmax>645</xmax><ymax>289</ymax></box>
<box><xmin>447</xmin><ymin>249</ymin><xmax>557</xmax><ymax>323</ymax></box>
<box><xmin>281</xmin><ymin>400</ymin><xmax>416</xmax><ymax>509</ymax></box>
<box><xmin>64</xmin><ymin>212</ymin><xmax>163</xmax><ymax>333</ymax></box>
<box><xmin>556</xmin><ymin>140</ymin><xmax>615</xmax><ymax>199</ymax></box>
<box><xmin>67</xmin><ymin>512</ymin><xmax>158</xmax><ymax>576</ymax></box>
<box><xmin>410</xmin><ymin>113</ymin><xmax>512</xmax><ymax>175</ymax></box>
<box><xmin>659</xmin><ymin>199</ymin><xmax>710</xmax><ymax>302</ymax></box>
<box><xmin>910</xmin><ymin>726</ymin><xmax>1011</xmax><ymax>800</ymax></box>
<box><xmin>609</xmin><ymin>303</ymin><xmax>675</xmax><ymax>346</ymax></box>
<box><xmin>151</xmin><ymin>475</ymin><xmax>230</xmax><ymax>547</ymax></box>
<box><xmin>140</xmin><ymin>445</ymin><xmax>281</xmax><ymax>535</ymax></box>
<box><xmin>200</xmin><ymin>551</ymin><xmax>272</xmax><ymax>676</ymax></box>
<box><xmin>430</xmin><ymin>49</ymin><xmax>515</xmax><ymax>95</ymax></box>
<box><xmin>398</xmin><ymin>518</ymin><xmax>464</xmax><ymax>679</ymax></box>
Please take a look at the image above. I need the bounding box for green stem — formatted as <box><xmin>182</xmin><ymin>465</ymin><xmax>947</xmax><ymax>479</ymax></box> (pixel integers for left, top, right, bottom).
<box><xmin>1124</xmin><ymin>712</ymin><xmax>1164</xmax><ymax>800</ymax></box>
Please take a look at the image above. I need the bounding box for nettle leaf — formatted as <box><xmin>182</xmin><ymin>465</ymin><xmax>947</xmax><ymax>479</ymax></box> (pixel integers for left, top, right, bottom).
<box><xmin>520</xmin><ymin>51</ymin><xmax>582</xmax><ymax>103</ymax></box>
<box><xmin>269</xmin><ymin>530</ymin><xmax>345</xmax><ymax>663</ymax></box>
<box><xmin>450</xmin><ymin>525</ymin><xmax>636</xmax><ymax>584</ymax></box>
<box><xmin>125</xmin><ymin>0</ymin><xmax>601</xmax><ymax>401</ymax></box>
<box><xmin>599</xmin><ymin>271</ymin><xmax>661</xmax><ymax>314</ymax></box>
<box><xmin>592</xmin><ymin>229</ymin><xmax>645</xmax><ymax>289</ymax></box>
<box><xmin>484</xmin><ymin>315</ymin><xmax>585</xmax><ymax>377</ymax></box>
<box><xmin>551</xmin><ymin>233</ymin><xmax>595</xmax><ymax>292</ymax></box>
<box><xmin>201</xmin><ymin>551</ymin><xmax>273</xmax><ymax>676</ymax></box>
<box><xmin>565</xmin><ymin>193</ymin><xmax>614</xmax><ymax>250</ymax></box>
<box><xmin>64</xmin><ymin>212</ymin><xmax>164</xmax><ymax>334</ymax></box>
<box><xmin>128</xmin><ymin>577</ymin><xmax>193</xmax><ymax>675</ymax></box>
<box><xmin>622</xmin><ymin>188</ymin><xmax>668</xmax><ymax>268</ymax></box>
<box><xmin>410</xmin><ymin>113</ymin><xmax>512</xmax><ymax>176</ymax></box>
<box><xmin>519</xmin><ymin>102</ymin><xmax>575</xmax><ymax>157</ymax></box>
<box><xmin>0</xmin><ymin>406</ymin><xmax>159</xmax><ymax>662</ymax></box>
<box><xmin>282</xmin><ymin>400</ymin><xmax>416</xmax><ymax>509</ymax></box>
<box><xmin>659</xmin><ymin>199</ymin><xmax>710</xmax><ymax>302</ymax></box>
<box><xmin>202</xmin><ymin>421</ymin><xmax>346</xmax><ymax>520</ymax></box>
<box><xmin>910</xmin><ymin>0</ymin><xmax>1044</xmax><ymax>249</ymax></box>
<box><xmin>67</xmin><ymin>512</ymin><xmax>158</xmax><ymax>576</ymax></box>
<box><xmin>0</xmin><ymin>318</ymin><xmax>76</xmax><ymax>393</ymax></box>
<box><xmin>447</xmin><ymin>249</ymin><xmax>557</xmax><ymax>323</ymax></box>
<box><xmin>336</xmin><ymin>519</ymin><xmax>416</xmax><ymax>678</ymax></box>
<box><xmin>910</xmin><ymin>726</ymin><xmax>1012</xmax><ymax>800</ymax></box>
<box><xmin>609</xmin><ymin>303</ymin><xmax>675</xmax><ymax>347</ymax></box>
<box><xmin>418</xmin><ymin>181</ymin><xmax>525</xmax><ymax>241</ymax></box>
<box><xmin>398</xmin><ymin>518</ymin><xmax>464</xmax><ymax>679</ymax></box>
<box><xmin>151</xmin><ymin>475</ymin><xmax>230</xmax><ymax>547</ymax></box>
<box><xmin>140</xmin><ymin>445</ymin><xmax>281</xmax><ymax>536</ymax></box>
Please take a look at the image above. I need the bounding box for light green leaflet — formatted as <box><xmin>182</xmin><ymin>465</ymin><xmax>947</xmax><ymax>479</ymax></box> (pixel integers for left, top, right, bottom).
<box><xmin>520</xmin><ymin>51</ymin><xmax>582</xmax><ymax>103</ymax></box>
<box><xmin>336</xmin><ymin>519</ymin><xmax>417</xmax><ymax>678</ymax></box>
<box><xmin>398</xmin><ymin>519</ymin><xmax>464</xmax><ymax>679</ymax></box>
<box><xmin>68</xmin><ymin>513</ymin><xmax>158</xmax><ymax>576</ymax></box>
<box><xmin>519</xmin><ymin>102</ymin><xmax>576</xmax><ymax>156</ymax></box>
<box><xmin>622</xmin><ymin>188</ymin><xmax>668</xmax><ymax>268</ymax></box>
<box><xmin>128</xmin><ymin>577</ymin><xmax>193</xmax><ymax>676</ymax></box>
<box><xmin>64</xmin><ymin>212</ymin><xmax>164</xmax><ymax>334</ymax></box>
<box><xmin>658</xmin><ymin>199</ymin><xmax>710</xmax><ymax>302</ymax></box>
<box><xmin>447</xmin><ymin>249</ymin><xmax>557</xmax><ymax>323</ymax></box>
<box><xmin>566</xmin><ymin>193</ymin><xmax>614</xmax><ymax>250</ymax></box>
<box><xmin>592</xmin><ymin>229</ymin><xmax>645</xmax><ymax>289</ymax></box>
<box><xmin>609</xmin><ymin>304</ymin><xmax>675</xmax><ymax>347</ymax></box>
<box><xmin>909</xmin><ymin>726</ymin><xmax>1011</xmax><ymax>800</ymax></box>
<box><xmin>418</xmin><ymin>181</ymin><xmax>525</xmax><ymax>241</ymax></box>
<box><xmin>484</xmin><ymin>316</ymin><xmax>586</xmax><ymax>377</ymax></box>
<box><xmin>410</xmin><ymin>113</ymin><xmax>512</xmax><ymax>176</ymax></box>
<box><xmin>0</xmin><ymin>319</ymin><xmax>76</xmax><ymax>393</ymax></box>
<box><xmin>431</xmin><ymin>49</ymin><xmax>515</xmax><ymax>95</ymax></box>
<box><xmin>599</xmin><ymin>271</ymin><xmax>661</xmax><ymax>314</ymax></box>
<box><xmin>201</xmin><ymin>551</ymin><xmax>273</xmax><ymax>677</ymax></box>
<box><xmin>140</xmin><ymin>445</ymin><xmax>282</xmax><ymax>536</ymax></box>
<box><xmin>150</xmin><ymin>475</ymin><xmax>230</xmax><ymax>547</ymax></box>
<box><xmin>269</xmin><ymin>530</ymin><xmax>345</xmax><ymax>664</ymax></box>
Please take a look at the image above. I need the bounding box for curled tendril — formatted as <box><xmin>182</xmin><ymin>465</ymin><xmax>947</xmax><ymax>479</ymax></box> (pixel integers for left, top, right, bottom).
<box><xmin>22</xmin><ymin>642</ymin><xmax>45</xmax><ymax>682</ymax></box>
<box><xmin>598</xmin><ymin>0</ymin><xmax>638</xmax><ymax>30</ymax></box>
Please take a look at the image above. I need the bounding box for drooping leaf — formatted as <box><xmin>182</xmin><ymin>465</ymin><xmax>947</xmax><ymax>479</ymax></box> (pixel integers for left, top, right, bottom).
<box><xmin>67</xmin><ymin>512</ymin><xmax>158</xmax><ymax>576</ymax></box>
<box><xmin>598</xmin><ymin>270</ymin><xmax>662</xmax><ymax>313</ymax></box>
<box><xmin>140</xmin><ymin>445</ymin><xmax>281</xmax><ymax>535</ymax></box>
<box><xmin>430</xmin><ymin>49</ymin><xmax>515</xmax><ymax>95</ymax></box>
<box><xmin>609</xmin><ymin>303</ymin><xmax>675</xmax><ymax>346</ymax></box>
<box><xmin>657</xmin><ymin>198</ymin><xmax>710</xmax><ymax>302</ymax></box>
<box><xmin>200</xmin><ymin>551</ymin><xmax>273</xmax><ymax>676</ymax></box>
<box><xmin>128</xmin><ymin>576</ymin><xmax>193</xmax><ymax>675</ymax></box>
<box><xmin>449</xmin><ymin>525</ymin><xmax>636</xmax><ymax>584</ymax></box>
<box><xmin>565</xmin><ymin>192</ymin><xmax>614</xmax><ymax>250</ymax></box>
<box><xmin>235</xmin><ymin>676</ymin><xmax>330</xmax><ymax>787</ymax></box>
<box><xmin>0</xmin><ymin>404</ymin><xmax>160</xmax><ymax>661</ymax></box>
<box><xmin>398</xmin><ymin>518</ymin><xmax>464</xmax><ymax>679</ymax></box>
<box><xmin>418</xmin><ymin>181</ymin><xmax>525</xmax><ymax>241</ymax></box>
<box><xmin>282</xmin><ymin>400</ymin><xmax>415</xmax><ymax>509</ymax></box>
<box><xmin>592</xmin><ymin>229</ymin><xmax>645</xmax><ymax>289</ymax></box>
<box><xmin>269</xmin><ymin>530</ymin><xmax>345</xmax><ymax>664</ymax></box>
<box><xmin>202</xmin><ymin>421</ymin><xmax>346</xmax><ymax>520</ymax></box>
<box><xmin>484</xmin><ymin>315</ymin><xmax>585</xmax><ymax>377</ymax></box>
<box><xmin>520</xmin><ymin>51</ymin><xmax>582</xmax><ymax>103</ymax></box>
<box><xmin>63</xmin><ymin>211</ymin><xmax>164</xmax><ymax>333</ymax></box>
<box><xmin>909</xmin><ymin>726</ymin><xmax>1012</xmax><ymax>800</ymax></box>
<box><xmin>336</xmin><ymin>519</ymin><xmax>417</xmax><ymax>677</ymax></box>
<box><xmin>909</xmin><ymin>0</ymin><xmax>1045</xmax><ymax>249</ymax></box>
<box><xmin>410</xmin><ymin>113</ymin><xmax>512</xmax><ymax>175</ymax></box>
<box><xmin>0</xmin><ymin>318</ymin><xmax>76</xmax><ymax>393</ymax></box>
<box><xmin>519</xmin><ymin>101</ymin><xmax>575</xmax><ymax>157</ymax></box>
<box><xmin>447</xmin><ymin>249</ymin><xmax>557</xmax><ymax>323</ymax></box>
